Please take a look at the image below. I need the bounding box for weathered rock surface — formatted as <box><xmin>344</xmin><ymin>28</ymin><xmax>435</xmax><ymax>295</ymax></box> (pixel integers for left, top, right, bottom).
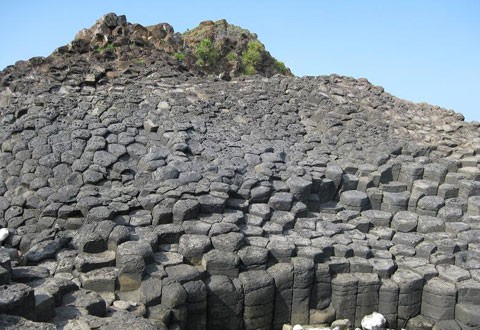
<box><xmin>1</xmin><ymin>11</ymin><xmax>480</xmax><ymax>330</ymax></box>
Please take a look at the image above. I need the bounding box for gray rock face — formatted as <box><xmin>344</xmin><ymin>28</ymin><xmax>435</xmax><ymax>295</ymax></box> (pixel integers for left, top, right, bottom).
<box><xmin>1</xmin><ymin>12</ymin><xmax>480</xmax><ymax>330</ymax></box>
<box><xmin>178</xmin><ymin>234</ymin><xmax>212</xmax><ymax>264</ymax></box>
<box><xmin>239</xmin><ymin>270</ymin><xmax>275</xmax><ymax>330</ymax></box>
<box><xmin>79</xmin><ymin>267</ymin><xmax>118</xmax><ymax>292</ymax></box>
<box><xmin>0</xmin><ymin>283</ymin><xmax>35</xmax><ymax>316</ymax></box>
<box><xmin>61</xmin><ymin>289</ymin><xmax>106</xmax><ymax>317</ymax></box>
<box><xmin>24</xmin><ymin>240</ymin><xmax>61</xmax><ymax>264</ymax></box>
<box><xmin>0</xmin><ymin>314</ymin><xmax>56</xmax><ymax>330</ymax></box>
<box><xmin>116</xmin><ymin>240</ymin><xmax>153</xmax><ymax>291</ymax></box>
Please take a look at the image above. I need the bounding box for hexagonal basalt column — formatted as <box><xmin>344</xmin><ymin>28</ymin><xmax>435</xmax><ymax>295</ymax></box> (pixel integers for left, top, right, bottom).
<box><xmin>340</xmin><ymin>190</ymin><xmax>370</xmax><ymax>212</ymax></box>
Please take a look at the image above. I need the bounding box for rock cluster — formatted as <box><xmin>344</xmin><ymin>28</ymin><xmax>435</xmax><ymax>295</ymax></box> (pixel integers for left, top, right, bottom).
<box><xmin>1</xmin><ymin>12</ymin><xmax>480</xmax><ymax>330</ymax></box>
<box><xmin>60</xmin><ymin>13</ymin><xmax>290</xmax><ymax>78</ymax></box>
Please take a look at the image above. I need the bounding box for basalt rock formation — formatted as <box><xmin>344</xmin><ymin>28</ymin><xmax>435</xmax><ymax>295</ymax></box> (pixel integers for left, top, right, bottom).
<box><xmin>57</xmin><ymin>13</ymin><xmax>290</xmax><ymax>79</ymax></box>
<box><xmin>1</xmin><ymin>13</ymin><xmax>480</xmax><ymax>330</ymax></box>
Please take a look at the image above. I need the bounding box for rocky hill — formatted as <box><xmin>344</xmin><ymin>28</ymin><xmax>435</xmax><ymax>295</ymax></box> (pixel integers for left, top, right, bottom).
<box><xmin>57</xmin><ymin>13</ymin><xmax>290</xmax><ymax>79</ymax></box>
<box><xmin>1</xmin><ymin>13</ymin><xmax>480</xmax><ymax>330</ymax></box>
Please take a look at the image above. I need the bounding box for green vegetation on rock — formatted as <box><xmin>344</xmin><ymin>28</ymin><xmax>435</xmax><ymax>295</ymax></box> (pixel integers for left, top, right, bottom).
<box><xmin>96</xmin><ymin>42</ymin><xmax>117</xmax><ymax>54</ymax></box>
<box><xmin>226</xmin><ymin>52</ymin><xmax>238</xmax><ymax>62</ymax></box>
<box><xmin>242</xmin><ymin>40</ymin><xmax>264</xmax><ymax>75</ymax></box>
<box><xmin>75</xmin><ymin>14</ymin><xmax>291</xmax><ymax>77</ymax></box>
<box><xmin>195</xmin><ymin>38</ymin><xmax>218</xmax><ymax>67</ymax></box>
<box><xmin>133</xmin><ymin>57</ymin><xmax>145</xmax><ymax>65</ymax></box>
<box><xmin>275</xmin><ymin>60</ymin><xmax>288</xmax><ymax>74</ymax></box>
<box><xmin>174</xmin><ymin>52</ymin><xmax>186</xmax><ymax>61</ymax></box>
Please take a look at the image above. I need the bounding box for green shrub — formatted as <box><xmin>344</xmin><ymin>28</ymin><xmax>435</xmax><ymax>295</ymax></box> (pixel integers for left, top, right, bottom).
<box><xmin>242</xmin><ymin>40</ymin><xmax>264</xmax><ymax>75</ymax></box>
<box><xmin>226</xmin><ymin>52</ymin><xmax>238</xmax><ymax>62</ymax></box>
<box><xmin>174</xmin><ymin>52</ymin><xmax>186</xmax><ymax>61</ymax></box>
<box><xmin>275</xmin><ymin>60</ymin><xmax>288</xmax><ymax>74</ymax></box>
<box><xmin>195</xmin><ymin>38</ymin><xmax>218</xmax><ymax>67</ymax></box>
<box><xmin>96</xmin><ymin>42</ymin><xmax>117</xmax><ymax>53</ymax></box>
<box><xmin>133</xmin><ymin>57</ymin><xmax>145</xmax><ymax>65</ymax></box>
<box><xmin>244</xmin><ymin>64</ymin><xmax>256</xmax><ymax>75</ymax></box>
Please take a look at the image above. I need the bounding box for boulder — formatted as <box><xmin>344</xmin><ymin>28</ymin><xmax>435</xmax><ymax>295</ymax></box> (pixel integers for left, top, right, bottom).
<box><xmin>361</xmin><ymin>311</ymin><xmax>387</xmax><ymax>330</ymax></box>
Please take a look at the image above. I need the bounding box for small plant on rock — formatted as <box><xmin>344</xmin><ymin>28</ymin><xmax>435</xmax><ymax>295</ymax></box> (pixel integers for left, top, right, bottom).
<box><xmin>195</xmin><ymin>38</ymin><xmax>218</xmax><ymax>67</ymax></box>
<box><xmin>96</xmin><ymin>42</ymin><xmax>117</xmax><ymax>53</ymax></box>
<box><xmin>133</xmin><ymin>57</ymin><xmax>145</xmax><ymax>65</ymax></box>
<box><xmin>226</xmin><ymin>52</ymin><xmax>238</xmax><ymax>62</ymax></box>
<box><xmin>275</xmin><ymin>60</ymin><xmax>288</xmax><ymax>74</ymax></box>
<box><xmin>174</xmin><ymin>52</ymin><xmax>186</xmax><ymax>61</ymax></box>
<box><xmin>242</xmin><ymin>40</ymin><xmax>264</xmax><ymax>75</ymax></box>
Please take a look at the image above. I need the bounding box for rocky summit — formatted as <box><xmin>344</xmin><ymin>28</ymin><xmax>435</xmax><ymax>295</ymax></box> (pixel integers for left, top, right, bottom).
<box><xmin>1</xmin><ymin>12</ymin><xmax>480</xmax><ymax>330</ymax></box>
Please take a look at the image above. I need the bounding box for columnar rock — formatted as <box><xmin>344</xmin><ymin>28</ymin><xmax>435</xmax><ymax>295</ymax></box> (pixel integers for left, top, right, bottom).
<box><xmin>331</xmin><ymin>273</ymin><xmax>358</xmax><ymax>323</ymax></box>
<box><xmin>455</xmin><ymin>303</ymin><xmax>480</xmax><ymax>330</ymax></box>
<box><xmin>456</xmin><ymin>279</ymin><xmax>480</xmax><ymax>306</ymax></box>
<box><xmin>381</xmin><ymin>191</ymin><xmax>410</xmax><ymax>214</ymax></box>
<box><xmin>378</xmin><ymin>279</ymin><xmax>399</xmax><ymax>329</ymax></box>
<box><xmin>116</xmin><ymin>240</ymin><xmax>153</xmax><ymax>291</ymax></box>
<box><xmin>183</xmin><ymin>280</ymin><xmax>207</xmax><ymax>330</ymax></box>
<box><xmin>467</xmin><ymin>195</ymin><xmax>480</xmax><ymax>215</ymax></box>
<box><xmin>205</xmin><ymin>275</ymin><xmax>243</xmax><ymax>330</ymax></box>
<box><xmin>398</xmin><ymin>163</ymin><xmax>424</xmax><ymax>190</ymax></box>
<box><xmin>391</xmin><ymin>211</ymin><xmax>418</xmax><ymax>232</ymax></box>
<box><xmin>178</xmin><ymin>234</ymin><xmax>212</xmax><ymax>265</ymax></box>
<box><xmin>79</xmin><ymin>267</ymin><xmax>118</xmax><ymax>293</ymax></box>
<box><xmin>239</xmin><ymin>270</ymin><xmax>275</xmax><ymax>330</ymax></box>
<box><xmin>318</xmin><ymin>179</ymin><xmax>337</xmax><ymax>204</ymax></box>
<box><xmin>325</xmin><ymin>165</ymin><xmax>344</xmax><ymax>194</ymax></box>
<box><xmin>392</xmin><ymin>269</ymin><xmax>424</xmax><ymax>328</ymax></box>
<box><xmin>362</xmin><ymin>209</ymin><xmax>392</xmax><ymax>227</ymax></box>
<box><xmin>417</xmin><ymin>196</ymin><xmax>445</xmax><ymax>216</ymax></box>
<box><xmin>201</xmin><ymin>249</ymin><xmax>240</xmax><ymax>278</ymax></box>
<box><xmin>340</xmin><ymin>190</ymin><xmax>371</xmax><ymax>212</ymax></box>
<box><xmin>421</xmin><ymin>277</ymin><xmax>457</xmax><ymax>322</ymax></box>
<box><xmin>424</xmin><ymin>163</ymin><xmax>448</xmax><ymax>184</ymax></box>
<box><xmin>354</xmin><ymin>273</ymin><xmax>380</xmax><ymax>327</ymax></box>
<box><xmin>409</xmin><ymin>179</ymin><xmax>439</xmax><ymax>212</ymax></box>
<box><xmin>286</xmin><ymin>176</ymin><xmax>312</xmax><ymax>202</ymax></box>
<box><xmin>159</xmin><ymin>281</ymin><xmax>187</xmax><ymax>328</ymax></box>
<box><xmin>458</xmin><ymin>180</ymin><xmax>480</xmax><ymax>199</ymax></box>
<box><xmin>291</xmin><ymin>257</ymin><xmax>314</xmax><ymax>325</ymax></box>
<box><xmin>267</xmin><ymin>236</ymin><xmax>295</xmax><ymax>263</ymax></box>
<box><xmin>238</xmin><ymin>246</ymin><xmax>269</xmax><ymax>271</ymax></box>
<box><xmin>267</xmin><ymin>263</ymin><xmax>294</xmax><ymax>329</ymax></box>
<box><xmin>0</xmin><ymin>314</ymin><xmax>57</xmax><ymax>330</ymax></box>
<box><xmin>2</xmin><ymin>11</ymin><xmax>480</xmax><ymax>330</ymax></box>
<box><xmin>366</xmin><ymin>187</ymin><xmax>383</xmax><ymax>210</ymax></box>
<box><xmin>62</xmin><ymin>289</ymin><xmax>106</xmax><ymax>317</ymax></box>
<box><xmin>310</xmin><ymin>263</ymin><xmax>332</xmax><ymax>310</ymax></box>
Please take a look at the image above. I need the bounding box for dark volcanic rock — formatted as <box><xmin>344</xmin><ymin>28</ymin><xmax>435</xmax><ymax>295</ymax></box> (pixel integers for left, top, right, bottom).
<box><xmin>0</xmin><ymin>283</ymin><xmax>35</xmax><ymax>316</ymax></box>
<box><xmin>1</xmin><ymin>11</ymin><xmax>480</xmax><ymax>330</ymax></box>
<box><xmin>0</xmin><ymin>314</ymin><xmax>56</xmax><ymax>330</ymax></box>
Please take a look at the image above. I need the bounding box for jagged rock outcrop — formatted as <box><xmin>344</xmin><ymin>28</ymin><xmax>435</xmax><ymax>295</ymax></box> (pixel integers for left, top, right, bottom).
<box><xmin>57</xmin><ymin>13</ymin><xmax>290</xmax><ymax>79</ymax></box>
<box><xmin>1</xmin><ymin>12</ymin><xmax>480</xmax><ymax>330</ymax></box>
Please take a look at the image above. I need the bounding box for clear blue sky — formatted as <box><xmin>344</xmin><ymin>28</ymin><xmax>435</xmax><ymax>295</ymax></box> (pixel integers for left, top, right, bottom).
<box><xmin>1</xmin><ymin>1</ymin><xmax>479</xmax><ymax>121</ymax></box>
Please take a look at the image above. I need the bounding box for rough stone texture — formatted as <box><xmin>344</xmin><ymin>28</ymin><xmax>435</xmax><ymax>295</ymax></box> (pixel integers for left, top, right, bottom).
<box><xmin>0</xmin><ymin>283</ymin><xmax>35</xmax><ymax>317</ymax></box>
<box><xmin>378</xmin><ymin>279</ymin><xmax>399</xmax><ymax>329</ymax></box>
<box><xmin>332</xmin><ymin>273</ymin><xmax>358</xmax><ymax>323</ymax></box>
<box><xmin>239</xmin><ymin>270</ymin><xmax>274</xmax><ymax>330</ymax></box>
<box><xmin>291</xmin><ymin>257</ymin><xmax>314</xmax><ymax>325</ymax></box>
<box><xmin>1</xmin><ymin>12</ymin><xmax>480</xmax><ymax>330</ymax></box>
<box><xmin>205</xmin><ymin>275</ymin><xmax>243</xmax><ymax>330</ymax></box>
<box><xmin>354</xmin><ymin>273</ymin><xmax>380</xmax><ymax>326</ymax></box>
<box><xmin>455</xmin><ymin>303</ymin><xmax>480</xmax><ymax>330</ymax></box>
<box><xmin>0</xmin><ymin>314</ymin><xmax>56</xmax><ymax>330</ymax></box>
<box><xmin>392</xmin><ymin>269</ymin><xmax>424</xmax><ymax>328</ymax></box>
<box><xmin>421</xmin><ymin>277</ymin><xmax>456</xmax><ymax>322</ymax></box>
